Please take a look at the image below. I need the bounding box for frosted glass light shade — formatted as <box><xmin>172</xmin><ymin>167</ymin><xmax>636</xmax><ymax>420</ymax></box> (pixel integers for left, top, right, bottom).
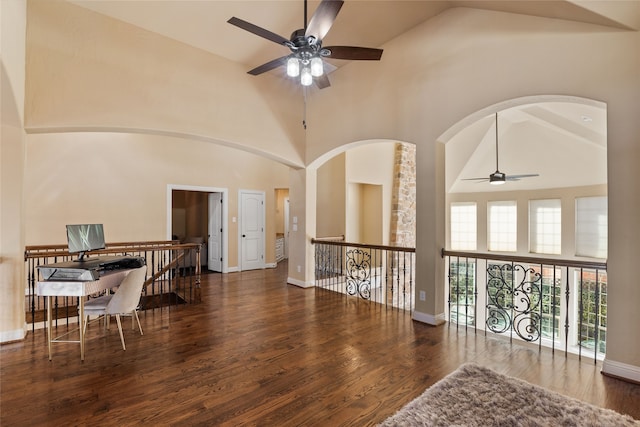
<box><xmin>310</xmin><ymin>57</ymin><xmax>323</xmax><ymax>77</ymax></box>
<box><xmin>301</xmin><ymin>67</ymin><xmax>312</xmax><ymax>86</ymax></box>
<box><xmin>287</xmin><ymin>57</ymin><xmax>300</xmax><ymax>77</ymax></box>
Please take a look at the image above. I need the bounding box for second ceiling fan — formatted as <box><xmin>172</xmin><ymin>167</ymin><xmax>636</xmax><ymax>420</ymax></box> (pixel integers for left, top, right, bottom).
<box><xmin>464</xmin><ymin>113</ymin><xmax>540</xmax><ymax>185</ymax></box>
<box><xmin>227</xmin><ymin>0</ymin><xmax>383</xmax><ymax>89</ymax></box>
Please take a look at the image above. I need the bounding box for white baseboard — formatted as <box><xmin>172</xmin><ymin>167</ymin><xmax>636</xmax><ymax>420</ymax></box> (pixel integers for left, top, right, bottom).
<box><xmin>227</xmin><ymin>266</ymin><xmax>239</xmax><ymax>273</ymax></box>
<box><xmin>602</xmin><ymin>358</ymin><xmax>640</xmax><ymax>383</ymax></box>
<box><xmin>0</xmin><ymin>325</ymin><xmax>26</xmax><ymax>343</ymax></box>
<box><xmin>412</xmin><ymin>310</ymin><xmax>446</xmax><ymax>326</ymax></box>
<box><xmin>287</xmin><ymin>277</ymin><xmax>314</xmax><ymax>288</ymax></box>
<box><xmin>265</xmin><ymin>262</ymin><xmax>277</xmax><ymax>269</ymax></box>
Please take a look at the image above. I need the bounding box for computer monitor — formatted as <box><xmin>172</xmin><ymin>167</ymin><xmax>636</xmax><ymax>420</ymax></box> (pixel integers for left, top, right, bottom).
<box><xmin>66</xmin><ymin>224</ymin><xmax>105</xmax><ymax>261</ymax></box>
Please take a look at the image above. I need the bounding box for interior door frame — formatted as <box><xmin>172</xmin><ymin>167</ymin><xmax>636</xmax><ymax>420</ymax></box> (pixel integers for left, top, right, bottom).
<box><xmin>166</xmin><ymin>184</ymin><xmax>229</xmax><ymax>273</ymax></box>
<box><xmin>208</xmin><ymin>192</ymin><xmax>223</xmax><ymax>272</ymax></box>
<box><xmin>284</xmin><ymin>196</ymin><xmax>289</xmax><ymax>259</ymax></box>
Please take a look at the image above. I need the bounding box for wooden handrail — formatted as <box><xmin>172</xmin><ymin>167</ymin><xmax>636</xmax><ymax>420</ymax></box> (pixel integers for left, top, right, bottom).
<box><xmin>312</xmin><ymin>235</ymin><xmax>345</xmax><ymax>242</ymax></box>
<box><xmin>24</xmin><ymin>241</ymin><xmax>197</xmax><ymax>260</ymax></box>
<box><xmin>441</xmin><ymin>249</ymin><xmax>607</xmax><ymax>270</ymax></box>
<box><xmin>311</xmin><ymin>237</ymin><xmax>415</xmax><ymax>253</ymax></box>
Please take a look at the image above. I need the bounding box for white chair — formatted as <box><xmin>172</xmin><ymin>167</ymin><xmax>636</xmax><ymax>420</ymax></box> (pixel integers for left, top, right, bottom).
<box><xmin>84</xmin><ymin>265</ymin><xmax>147</xmax><ymax>350</ymax></box>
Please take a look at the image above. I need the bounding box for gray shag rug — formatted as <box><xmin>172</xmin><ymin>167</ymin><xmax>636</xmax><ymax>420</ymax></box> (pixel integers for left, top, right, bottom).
<box><xmin>379</xmin><ymin>363</ymin><xmax>639</xmax><ymax>427</ymax></box>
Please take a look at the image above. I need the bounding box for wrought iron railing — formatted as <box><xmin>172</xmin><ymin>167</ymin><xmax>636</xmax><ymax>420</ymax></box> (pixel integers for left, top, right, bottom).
<box><xmin>311</xmin><ymin>237</ymin><xmax>415</xmax><ymax>312</ymax></box>
<box><xmin>442</xmin><ymin>249</ymin><xmax>607</xmax><ymax>362</ymax></box>
<box><xmin>24</xmin><ymin>241</ymin><xmax>202</xmax><ymax>331</ymax></box>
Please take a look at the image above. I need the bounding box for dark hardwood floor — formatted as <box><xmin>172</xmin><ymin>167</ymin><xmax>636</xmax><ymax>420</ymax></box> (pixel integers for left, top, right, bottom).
<box><xmin>2</xmin><ymin>261</ymin><xmax>639</xmax><ymax>426</ymax></box>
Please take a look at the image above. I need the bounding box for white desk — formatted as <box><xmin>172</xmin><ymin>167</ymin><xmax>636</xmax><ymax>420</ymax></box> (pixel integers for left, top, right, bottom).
<box><xmin>37</xmin><ymin>269</ymin><xmax>130</xmax><ymax>361</ymax></box>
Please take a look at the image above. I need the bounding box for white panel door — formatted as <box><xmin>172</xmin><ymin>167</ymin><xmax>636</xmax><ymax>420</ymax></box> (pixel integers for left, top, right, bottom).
<box><xmin>208</xmin><ymin>192</ymin><xmax>222</xmax><ymax>272</ymax></box>
<box><xmin>240</xmin><ymin>190</ymin><xmax>265</xmax><ymax>271</ymax></box>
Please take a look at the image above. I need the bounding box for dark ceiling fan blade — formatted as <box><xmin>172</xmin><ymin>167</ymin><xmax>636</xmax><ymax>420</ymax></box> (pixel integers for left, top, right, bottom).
<box><xmin>227</xmin><ymin>17</ymin><xmax>290</xmax><ymax>46</ymax></box>
<box><xmin>315</xmin><ymin>74</ymin><xmax>331</xmax><ymax>89</ymax></box>
<box><xmin>305</xmin><ymin>0</ymin><xmax>344</xmax><ymax>41</ymax></box>
<box><xmin>324</xmin><ymin>46</ymin><xmax>383</xmax><ymax>60</ymax></box>
<box><xmin>323</xmin><ymin>61</ymin><xmax>337</xmax><ymax>74</ymax></box>
<box><xmin>247</xmin><ymin>56</ymin><xmax>289</xmax><ymax>76</ymax></box>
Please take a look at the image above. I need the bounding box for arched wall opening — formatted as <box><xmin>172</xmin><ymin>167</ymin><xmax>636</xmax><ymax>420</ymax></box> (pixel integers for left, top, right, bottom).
<box><xmin>434</xmin><ymin>94</ymin><xmax>608</xmax><ymax>348</ymax></box>
<box><xmin>439</xmin><ymin>95</ymin><xmax>607</xmax><ymax>260</ymax></box>
<box><xmin>311</xmin><ymin>139</ymin><xmax>416</xmax><ymax>248</ymax></box>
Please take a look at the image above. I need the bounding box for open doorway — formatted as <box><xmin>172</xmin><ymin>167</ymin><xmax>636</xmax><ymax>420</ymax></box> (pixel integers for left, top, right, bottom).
<box><xmin>347</xmin><ymin>183</ymin><xmax>383</xmax><ymax>244</ymax></box>
<box><xmin>275</xmin><ymin>188</ymin><xmax>289</xmax><ymax>263</ymax></box>
<box><xmin>168</xmin><ymin>185</ymin><xmax>229</xmax><ymax>273</ymax></box>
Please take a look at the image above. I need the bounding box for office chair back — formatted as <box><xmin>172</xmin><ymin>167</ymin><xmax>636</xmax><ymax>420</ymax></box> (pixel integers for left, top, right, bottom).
<box><xmin>106</xmin><ymin>265</ymin><xmax>147</xmax><ymax>315</ymax></box>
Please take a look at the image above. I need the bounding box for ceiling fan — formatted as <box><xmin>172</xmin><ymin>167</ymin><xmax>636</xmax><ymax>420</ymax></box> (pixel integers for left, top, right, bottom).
<box><xmin>227</xmin><ymin>0</ymin><xmax>383</xmax><ymax>89</ymax></box>
<box><xmin>463</xmin><ymin>113</ymin><xmax>540</xmax><ymax>185</ymax></box>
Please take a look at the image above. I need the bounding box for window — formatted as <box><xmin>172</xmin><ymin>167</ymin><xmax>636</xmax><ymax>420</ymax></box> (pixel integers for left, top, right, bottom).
<box><xmin>488</xmin><ymin>201</ymin><xmax>517</xmax><ymax>252</ymax></box>
<box><xmin>447</xmin><ymin>259</ymin><xmax>476</xmax><ymax>326</ymax></box>
<box><xmin>576</xmin><ymin>196</ymin><xmax>607</xmax><ymax>258</ymax></box>
<box><xmin>530</xmin><ymin>199</ymin><xmax>561</xmax><ymax>255</ymax></box>
<box><xmin>451</xmin><ymin>202</ymin><xmax>477</xmax><ymax>250</ymax></box>
<box><xmin>575</xmin><ymin>269</ymin><xmax>607</xmax><ymax>355</ymax></box>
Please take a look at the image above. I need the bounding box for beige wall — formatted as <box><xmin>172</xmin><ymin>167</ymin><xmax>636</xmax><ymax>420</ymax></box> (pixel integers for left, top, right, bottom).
<box><xmin>316</xmin><ymin>153</ymin><xmax>345</xmax><ymax>238</ymax></box>
<box><xmin>25</xmin><ymin>0</ymin><xmax>305</xmax><ymax>168</ymax></box>
<box><xmin>1</xmin><ymin>0</ymin><xmax>27</xmax><ymax>342</ymax></box>
<box><xmin>306</xmin><ymin>8</ymin><xmax>640</xmax><ymax>375</ymax></box>
<box><xmin>347</xmin><ymin>183</ymin><xmax>383</xmax><ymax>245</ymax></box>
<box><xmin>346</xmin><ymin>143</ymin><xmax>395</xmax><ymax>245</ymax></box>
<box><xmin>24</xmin><ymin>132</ymin><xmax>290</xmax><ymax>269</ymax></box>
<box><xmin>287</xmin><ymin>167</ymin><xmax>316</xmax><ymax>287</ymax></box>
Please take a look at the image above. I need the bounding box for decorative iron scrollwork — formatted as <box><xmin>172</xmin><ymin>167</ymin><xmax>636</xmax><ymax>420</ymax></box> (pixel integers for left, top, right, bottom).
<box><xmin>486</xmin><ymin>263</ymin><xmax>542</xmax><ymax>342</ymax></box>
<box><xmin>345</xmin><ymin>249</ymin><xmax>371</xmax><ymax>299</ymax></box>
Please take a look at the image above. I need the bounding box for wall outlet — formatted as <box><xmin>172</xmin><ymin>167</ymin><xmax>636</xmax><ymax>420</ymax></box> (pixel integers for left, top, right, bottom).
<box><xmin>297</xmin><ymin>265</ymin><xmax>302</xmax><ymax>273</ymax></box>
<box><xmin>419</xmin><ymin>290</ymin><xmax>426</xmax><ymax>301</ymax></box>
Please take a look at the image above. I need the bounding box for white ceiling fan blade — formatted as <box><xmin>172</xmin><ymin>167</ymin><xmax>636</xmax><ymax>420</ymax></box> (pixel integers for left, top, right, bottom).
<box><xmin>506</xmin><ymin>173</ymin><xmax>540</xmax><ymax>181</ymax></box>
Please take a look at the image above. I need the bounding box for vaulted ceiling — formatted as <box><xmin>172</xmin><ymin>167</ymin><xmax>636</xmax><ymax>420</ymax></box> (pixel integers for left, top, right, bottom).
<box><xmin>445</xmin><ymin>101</ymin><xmax>607</xmax><ymax>193</ymax></box>
<box><xmin>69</xmin><ymin>1</ymin><xmax>639</xmax><ymax>73</ymax></box>
<box><xmin>67</xmin><ymin>1</ymin><xmax>635</xmax><ymax>192</ymax></box>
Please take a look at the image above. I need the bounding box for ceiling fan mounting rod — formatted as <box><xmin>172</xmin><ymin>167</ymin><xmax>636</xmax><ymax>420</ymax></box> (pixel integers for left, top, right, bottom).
<box><xmin>461</xmin><ymin>111</ymin><xmax>539</xmax><ymax>185</ymax></box>
<box><xmin>304</xmin><ymin>0</ymin><xmax>308</xmax><ymax>31</ymax></box>
<box><xmin>495</xmin><ymin>112</ymin><xmax>500</xmax><ymax>172</ymax></box>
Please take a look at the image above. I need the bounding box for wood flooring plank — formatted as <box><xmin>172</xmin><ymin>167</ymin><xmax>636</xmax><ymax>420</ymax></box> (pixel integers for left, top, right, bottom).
<box><xmin>2</xmin><ymin>261</ymin><xmax>639</xmax><ymax>426</ymax></box>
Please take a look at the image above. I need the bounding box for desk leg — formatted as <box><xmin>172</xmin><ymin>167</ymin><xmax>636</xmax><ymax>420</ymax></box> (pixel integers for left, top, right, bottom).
<box><xmin>46</xmin><ymin>296</ymin><xmax>52</xmax><ymax>361</ymax></box>
<box><xmin>79</xmin><ymin>299</ymin><xmax>85</xmax><ymax>361</ymax></box>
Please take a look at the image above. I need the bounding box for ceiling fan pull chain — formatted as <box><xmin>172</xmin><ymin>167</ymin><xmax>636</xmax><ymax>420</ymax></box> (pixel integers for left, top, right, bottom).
<box><xmin>303</xmin><ymin>88</ymin><xmax>307</xmax><ymax>129</ymax></box>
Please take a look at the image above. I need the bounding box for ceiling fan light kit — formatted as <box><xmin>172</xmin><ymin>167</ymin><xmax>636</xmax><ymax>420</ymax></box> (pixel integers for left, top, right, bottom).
<box><xmin>286</xmin><ymin>49</ymin><xmax>325</xmax><ymax>85</ymax></box>
<box><xmin>489</xmin><ymin>172</ymin><xmax>506</xmax><ymax>185</ymax></box>
<box><xmin>228</xmin><ymin>0</ymin><xmax>383</xmax><ymax>89</ymax></box>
